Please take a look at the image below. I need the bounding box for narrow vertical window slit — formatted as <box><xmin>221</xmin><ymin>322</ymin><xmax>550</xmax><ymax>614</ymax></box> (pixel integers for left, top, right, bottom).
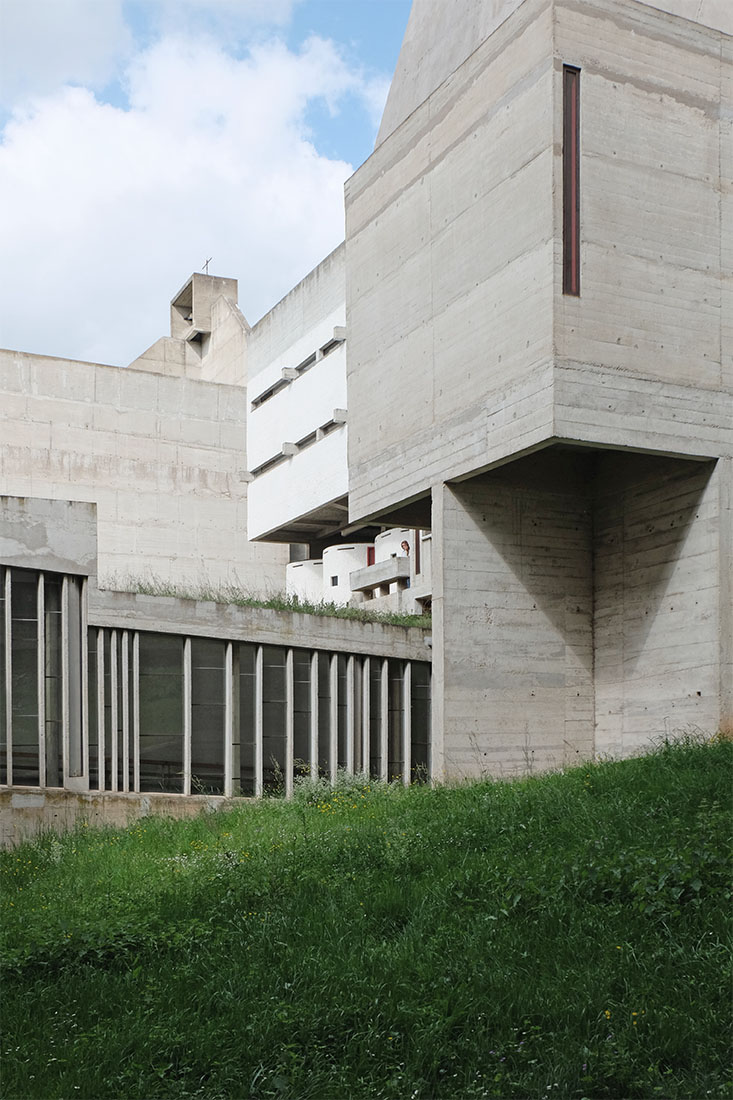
<box><xmin>563</xmin><ymin>65</ymin><xmax>580</xmax><ymax>296</ymax></box>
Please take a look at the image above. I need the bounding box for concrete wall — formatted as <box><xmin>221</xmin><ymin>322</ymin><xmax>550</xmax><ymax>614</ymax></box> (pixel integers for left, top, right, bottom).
<box><xmin>554</xmin><ymin>0</ymin><xmax>729</xmax><ymax>395</ymax></box>
<box><xmin>594</xmin><ymin>454</ymin><xmax>730</xmax><ymax>754</ymax></box>
<box><xmin>377</xmin><ymin>0</ymin><xmax>732</xmax><ymax>148</ymax></box>
<box><xmin>432</xmin><ymin>448</ymin><xmax>730</xmax><ymax>781</ymax></box>
<box><xmin>346</xmin><ymin>0</ymin><xmax>556</xmax><ymax>524</ymax></box>
<box><xmin>432</xmin><ymin>453</ymin><xmax>595</xmax><ymax>779</ymax></box>
<box><xmin>0</xmin><ymin>788</ymin><xmax>240</xmax><ymax>848</ymax></box>
<box><xmin>90</xmin><ymin>587</ymin><xmax>431</xmax><ymax>662</ymax></box>
<box><xmin>0</xmin><ymin>496</ymin><xmax>97</xmax><ymax>581</ymax></box>
<box><xmin>0</xmin><ymin>350</ymin><xmax>288</xmax><ymax>591</ymax></box>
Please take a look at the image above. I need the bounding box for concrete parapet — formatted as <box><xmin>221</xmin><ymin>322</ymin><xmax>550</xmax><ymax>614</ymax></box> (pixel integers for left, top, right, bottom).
<box><xmin>90</xmin><ymin>588</ymin><xmax>431</xmax><ymax>661</ymax></box>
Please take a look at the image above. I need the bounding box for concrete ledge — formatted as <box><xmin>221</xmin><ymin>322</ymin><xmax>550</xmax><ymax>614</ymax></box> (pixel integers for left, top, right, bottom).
<box><xmin>0</xmin><ymin>787</ymin><xmax>250</xmax><ymax>849</ymax></box>
<box><xmin>90</xmin><ymin>588</ymin><xmax>430</xmax><ymax>660</ymax></box>
<box><xmin>351</xmin><ymin>557</ymin><xmax>410</xmax><ymax>593</ymax></box>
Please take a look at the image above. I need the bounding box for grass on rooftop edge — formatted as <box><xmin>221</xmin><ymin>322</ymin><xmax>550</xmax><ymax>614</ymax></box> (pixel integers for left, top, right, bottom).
<box><xmin>103</xmin><ymin>576</ymin><xmax>431</xmax><ymax>630</ymax></box>
<box><xmin>2</xmin><ymin>736</ymin><xmax>731</xmax><ymax>1100</ymax></box>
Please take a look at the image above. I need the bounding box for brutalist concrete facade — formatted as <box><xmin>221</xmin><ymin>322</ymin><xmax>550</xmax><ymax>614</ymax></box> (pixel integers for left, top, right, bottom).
<box><xmin>345</xmin><ymin>0</ymin><xmax>732</xmax><ymax>774</ymax></box>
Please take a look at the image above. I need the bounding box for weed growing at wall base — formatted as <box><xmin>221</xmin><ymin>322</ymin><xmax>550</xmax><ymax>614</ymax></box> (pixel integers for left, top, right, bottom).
<box><xmin>1</xmin><ymin>739</ymin><xmax>731</xmax><ymax>1099</ymax></box>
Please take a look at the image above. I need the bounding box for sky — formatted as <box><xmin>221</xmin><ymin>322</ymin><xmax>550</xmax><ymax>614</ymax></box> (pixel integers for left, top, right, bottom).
<box><xmin>0</xmin><ymin>0</ymin><xmax>412</xmax><ymax>366</ymax></box>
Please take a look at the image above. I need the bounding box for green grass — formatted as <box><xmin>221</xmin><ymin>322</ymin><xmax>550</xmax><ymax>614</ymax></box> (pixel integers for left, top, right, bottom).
<box><xmin>2</xmin><ymin>739</ymin><xmax>731</xmax><ymax>1099</ymax></box>
<box><xmin>105</xmin><ymin>576</ymin><xmax>432</xmax><ymax>630</ymax></box>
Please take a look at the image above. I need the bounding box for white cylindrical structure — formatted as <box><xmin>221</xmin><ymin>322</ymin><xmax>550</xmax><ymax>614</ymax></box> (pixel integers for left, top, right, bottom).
<box><xmin>286</xmin><ymin>560</ymin><xmax>324</xmax><ymax>603</ymax></box>
<box><xmin>322</xmin><ymin>544</ymin><xmax>371</xmax><ymax>605</ymax></box>
<box><xmin>374</xmin><ymin>527</ymin><xmax>413</xmax><ymax>562</ymax></box>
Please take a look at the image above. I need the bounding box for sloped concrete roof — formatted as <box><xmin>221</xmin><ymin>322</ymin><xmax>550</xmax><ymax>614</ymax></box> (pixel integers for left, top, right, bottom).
<box><xmin>376</xmin><ymin>0</ymin><xmax>732</xmax><ymax>148</ymax></box>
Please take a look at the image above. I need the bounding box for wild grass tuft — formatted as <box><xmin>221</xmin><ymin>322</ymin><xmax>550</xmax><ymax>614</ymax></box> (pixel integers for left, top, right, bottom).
<box><xmin>2</xmin><ymin>738</ymin><xmax>731</xmax><ymax>1099</ymax></box>
<box><xmin>103</xmin><ymin>574</ymin><xmax>431</xmax><ymax>630</ymax></box>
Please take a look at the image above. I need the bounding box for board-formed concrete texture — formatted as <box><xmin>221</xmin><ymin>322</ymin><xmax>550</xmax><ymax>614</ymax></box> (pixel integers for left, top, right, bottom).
<box><xmin>0</xmin><ymin>273</ymin><xmax>289</xmax><ymax>592</ymax></box>
<box><xmin>0</xmin><ymin>496</ymin><xmax>97</xmax><ymax>582</ymax></box>
<box><xmin>1</xmin><ymin>0</ymin><xmax>731</xmax><ymax>806</ymax></box>
<box><xmin>345</xmin><ymin>0</ymin><xmax>732</xmax><ymax>773</ymax></box>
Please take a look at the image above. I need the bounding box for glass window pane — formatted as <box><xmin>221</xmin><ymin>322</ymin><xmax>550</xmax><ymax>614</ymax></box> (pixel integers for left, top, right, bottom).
<box><xmin>337</xmin><ymin>655</ymin><xmax>348</xmax><ymax>769</ymax></box>
<box><xmin>292</xmin><ymin>649</ymin><xmax>311</xmax><ymax>778</ymax></box>
<box><xmin>11</xmin><ymin>570</ymin><xmax>39</xmax><ymax>785</ymax></box>
<box><xmin>238</xmin><ymin>643</ymin><xmax>256</xmax><ymax>796</ymax></box>
<box><xmin>388</xmin><ymin>659</ymin><xmax>404</xmax><ymax>782</ymax></box>
<box><xmin>191</xmin><ymin>637</ymin><xmax>225</xmax><ymax>795</ymax></box>
<box><xmin>410</xmin><ymin>662</ymin><xmax>431</xmax><ymax>782</ymax></box>
<box><xmin>138</xmin><ymin>633</ymin><xmax>184</xmax><ymax>793</ymax></box>
<box><xmin>369</xmin><ymin>660</ymin><xmax>383</xmax><ymax>779</ymax></box>
<box><xmin>317</xmin><ymin>653</ymin><xmax>331</xmax><ymax>777</ymax></box>
<box><xmin>44</xmin><ymin>574</ymin><xmax>63</xmax><ymax>787</ymax></box>
<box><xmin>262</xmin><ymin>645</ymin><xmax>285</xmax><ymax>794</ymax></box>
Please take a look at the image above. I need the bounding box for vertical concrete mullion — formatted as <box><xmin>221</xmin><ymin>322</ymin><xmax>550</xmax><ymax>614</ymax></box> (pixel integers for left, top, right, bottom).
<box><xmin>254</xmin><ymin>646</ymin><xmax>263</xmax><ymax>798</ymax></box>
<box><xmin>329</xmin><ymin>653</ymin><xmax>338</xmax><ymax>785</ymax></box>
<box><xmin>285</xmin><ymin>648</ymin><xmax>294</xmax><ymax>799</ymax></box>
<box><xmin>402</xmin><ymin>662</ymin><xmax>412</xmax><ymax>787</ymax></box>
<box><xmin>80</xmin><ymin>578</ymin><xmax>89</xmax><ymax>787</ymax></box>
<box><xmin>345</xmin><ymin>655</ymin><xmax>355</xmax><ymax>774</ymax></box>
<box><xmin>380</xmin><ymin>658</ymin><xmax>388</xmax><ymax>782</ymax></box>
<box><xmin>96</xmin><ymin>629</ymin><xmax>105</xmax><ymax>791</ymax></box>
<box><xmin>132</xmin><ymin>632</ymin><xmax>140</xmax><ymax>793</ymax></box>
<box><xmin>109</xmin><ymin>630</ymin><xmax>118</xmax><ymax>792</ymax></box>
<box><xmin>37</xmin><ymin>573</ymin><xmax>46</xmax><ymax>787</ymax></box>
<box><xmin>121</xmin><ymin>632</ymin><xmax>129</xmax><ymax>793</ymax></box>
<box><xmin>309</xmin><ymin>652</ymin><xmax>318</xmax><ymax>778</ymax></box>
<box><xmin>224</xmin><ymin>642</ymin><xmax>233</xmax><ymax>799</ymax></box>
<box><xmin>183</xmin><ymin>637</ymin><xmax>192</xmax><ymax>797</ymax></box>
<box><xmin>361</xmin><ymin>657</ymin><xmax>370</xmax><ymax>777</ymax></box>
<box><xmin>4</xmin><ymin>568</ymin><xmax>12</xmax><ymax>786</ymax></box>
<box><xmin>61</xmin><ymin>576</ymin><xmax>70</xmax><ymax>784</ymax></box>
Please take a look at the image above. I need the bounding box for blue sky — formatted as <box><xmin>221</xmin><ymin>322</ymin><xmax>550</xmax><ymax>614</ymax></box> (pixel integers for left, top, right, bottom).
<box><xmin>0</xmin><ymin>0</ymin><xmax>412</xmax><ymax>364</ymax></box>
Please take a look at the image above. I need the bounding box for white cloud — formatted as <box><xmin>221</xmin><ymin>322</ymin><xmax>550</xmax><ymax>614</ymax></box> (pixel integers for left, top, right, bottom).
<box><xmin>0</xmin><ymin>0</ymin><xmax>133</xmax><ymax>108</ymax></box>
<box><xmin>0</xmin><ymin>30</ymin><xmax>376</xmax><ymax>365</ymax></box>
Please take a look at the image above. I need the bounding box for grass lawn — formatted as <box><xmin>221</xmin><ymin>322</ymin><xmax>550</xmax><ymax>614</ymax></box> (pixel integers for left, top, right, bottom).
<box><xmin>1</xmin><ymin>738</ymin><xmax>731</xmax><ymax>1099</ymax></box>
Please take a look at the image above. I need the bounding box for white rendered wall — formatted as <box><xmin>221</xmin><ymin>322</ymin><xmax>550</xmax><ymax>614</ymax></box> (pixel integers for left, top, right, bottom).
<box><xmin>248</xmin><ymin>427</ymin><xmax>348</xmax><ymax>542</ymax></box>
<box><xmin>286</xmin><ymin>559</ymin><xmax>324</xmax><ymax>603</ymax></box>
<box><xmin>322</xmin><ymin>544</ymin><xmax>371</xmax><ymax>606</ymax></box>
<box><xmin>246</xmin><ymin>245</ymin><xmax>349</xmax><ymax>541</ymax></box>
<box><xmin>0</xmin><ymin>349</ymin><xmax>288</xmax><ymax>592</ymax></box>
<box><xmin>374</xmin><ymin>528</ymin><xmax>412</xmax><ymax>562</ymax></box>
<box><xmin>248</xmin><ymin>338</ymin><xmax>346</xmax><ymax>470</ymax></box>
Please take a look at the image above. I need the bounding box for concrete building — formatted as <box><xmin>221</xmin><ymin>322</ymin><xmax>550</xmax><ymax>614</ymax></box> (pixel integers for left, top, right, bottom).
<box><xmin>247</xmin><ymin>0</ymin><xmax>733</xmax><ymax>774</ymax></box>
<box><xmin>1</xmin><ymin>0</ymin><xmax>731</xmax><ymax>829</ymax></box>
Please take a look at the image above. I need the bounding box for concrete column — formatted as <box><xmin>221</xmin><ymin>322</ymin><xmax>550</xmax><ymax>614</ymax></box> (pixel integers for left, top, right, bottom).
<box><xmin>132</xmin><ymin>632</ymin><xmax>140</xmax><ymax>792</ymax></box>
<box><xmin>224</xmin><ymin>642</ymin><xmax>233</xmax><ymax>799</ymax></box>
<box><xmin>254</xmin><ymin>646</ymin><xmax>263</xmax><ymax>798</ymax></box>
<box><xmin>402</xmin><ymin>662</ymin><xmax>412</xmax><ymax>786</ymax></box>
<box><xmin>285</xmin><ymin>648</ymin><xmax>294</xmax><ymax>798</ymax></box>
<box><xmin>718</xmin><ymin>457</ymin><xmax>732</xmax><ymax>735</ymax></box>
<box><xmin>361</xmin><ymin>657</ymin><xmax>370</xmax><ymax>776</ymax></box>
<box><xmin>3</xmin><ymin>568</ymin><xmax>11</xmax><ymax>786</ymax></box>
<box><xmin>109</xmin><ymin>630</ymin><xmax>118</xmax><ymax>792</ymax></box>
<box><xmin>346</xmin><ymin>655</ymin><xmax>355</xmax><ymax>774</ymax></box>
<box><xmin>37</xmin><ymin>573</ymin><xmax>45</xmax><ymax>787</ymax></box>
<box><xmin>183</xmin><ymin>637</ymin><xmax>191</xmax><ymax>796</ymax></box>
<box><xmin>379</xmin><ymin>658</ymin><xmax>388</xmax><ymax>781</ymax></box>
<box><xmin>309</xmin><ymin>651</ymin><xmax>318</xmax><ymax>778</ymax></box>
<box><xmin>120</xmin><ymin>632</ymin><xmax>129</xmax><ymax>793</ymax></box>
<box><xmin>96</xmin><ymin>629</ymin><xmax>105</xmax><ymax>791</ymax></box>
<box><xmin>329</xmin><ymin>654</ymin><xmax>338</xmax><ymax>784</ymax></box>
